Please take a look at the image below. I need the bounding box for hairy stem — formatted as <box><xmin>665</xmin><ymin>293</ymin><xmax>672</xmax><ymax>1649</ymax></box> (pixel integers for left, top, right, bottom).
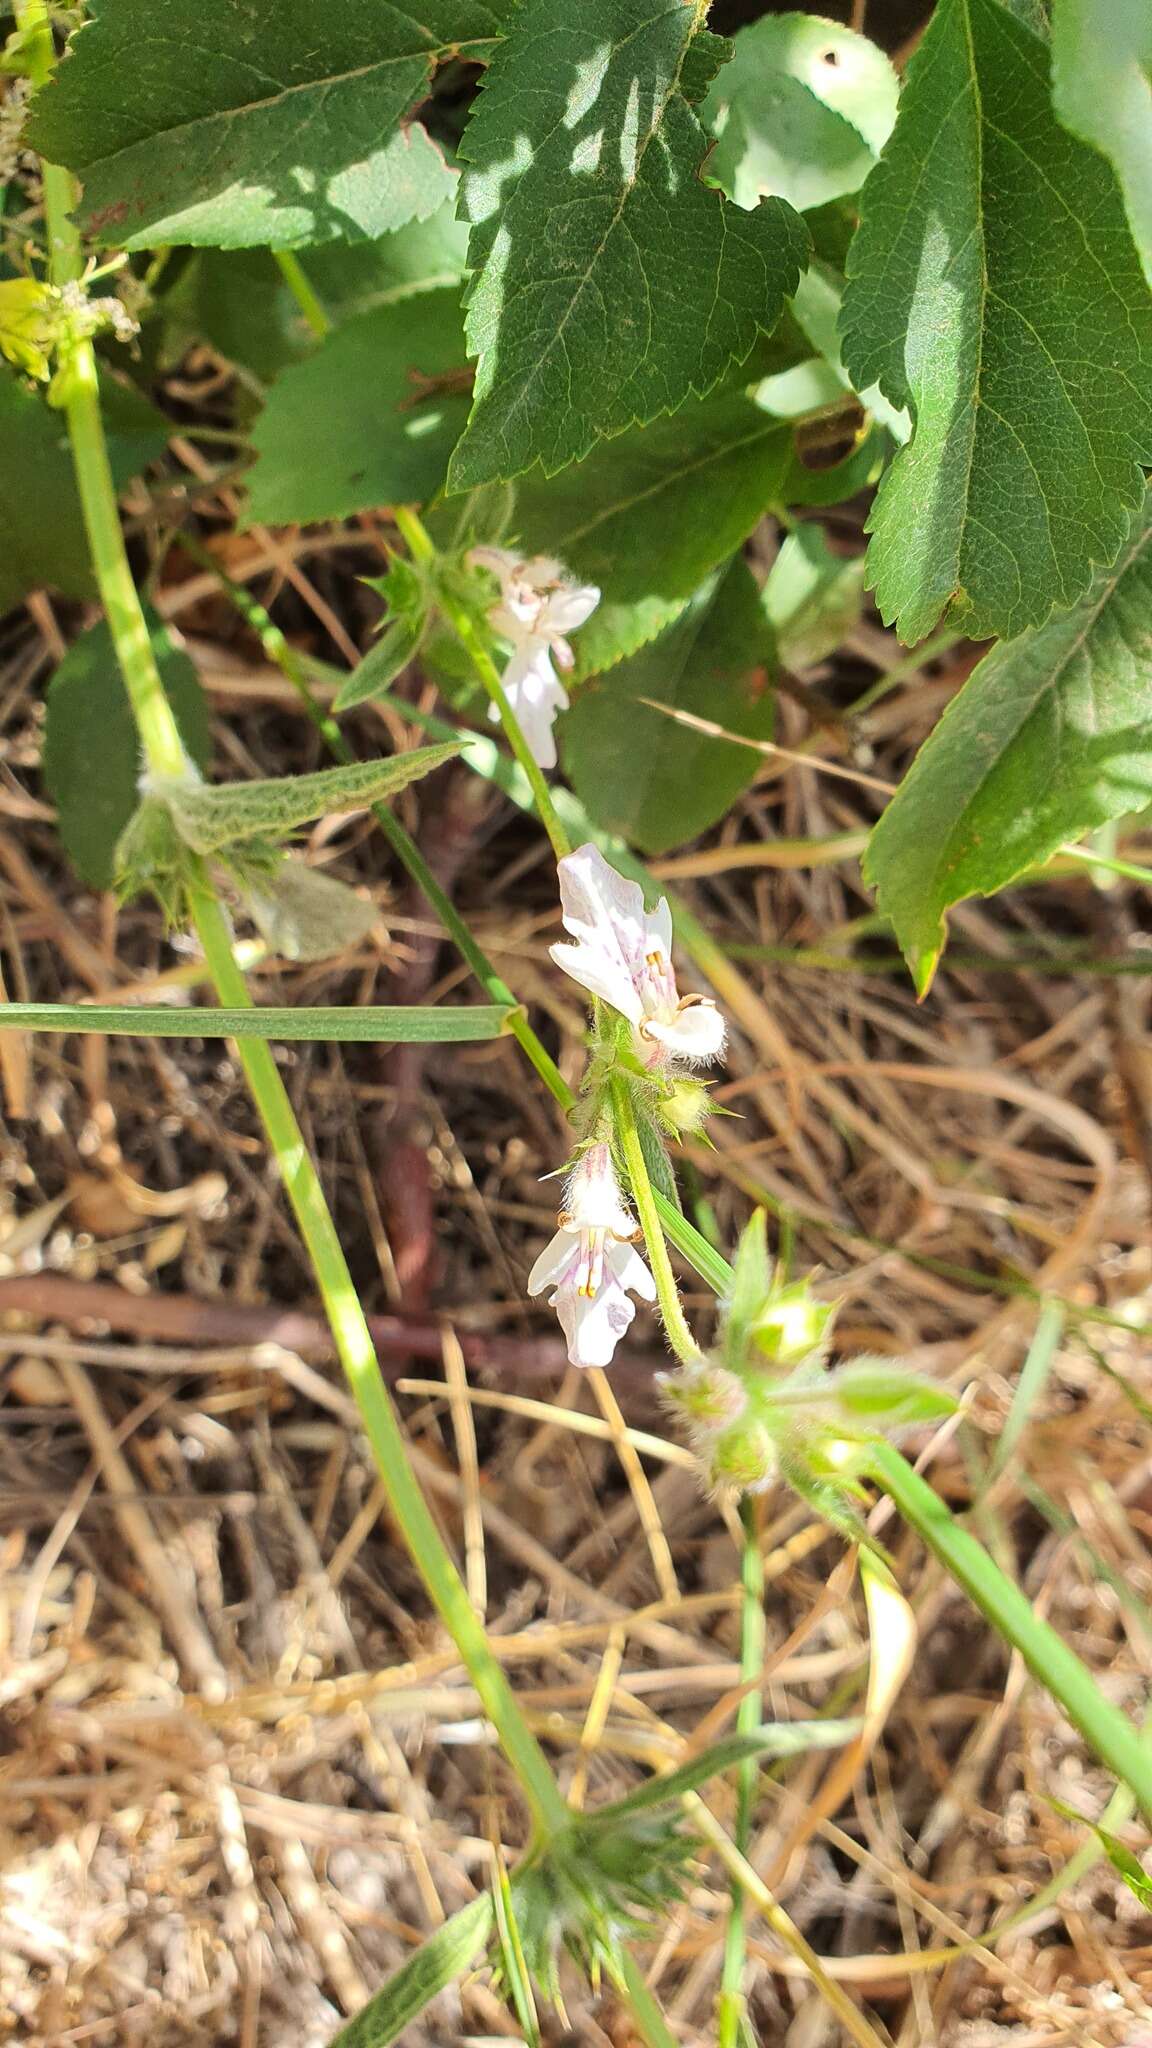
<box><xmin>611</xmin><ymin>1076</ymin><xmax>700</xmax><ymax>1365</ymax></box>
<box><xmin>717</xmin><ymin>1496</ymin><xmax>765</xmax><ymax>2048</ymax></box>
<box><xmin>391</xmin><ymin>503</ymin><xmax>573</xmax><ymax>864</ymax></box>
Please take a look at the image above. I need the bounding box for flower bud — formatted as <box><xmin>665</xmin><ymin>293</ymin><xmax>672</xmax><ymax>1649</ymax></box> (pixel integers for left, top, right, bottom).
<box><xmin>662</xmin><ymin>1358</ymin><xmax>748</xmax><ymax>1434</ymax></box>
<box><xmin>657</xmin><ymin>1076</ymin><xmax>712</xmax><ymax>1137</ymax></box>
<box><xmin>709</xmin><ymin>1417</ymin><xmax>778</xmax><ymax>1494</ymax></box>
<box><xmin>749</xmin><ymin>1278</ymin><xmax>836</xmax><ymax>1367</ymax></box>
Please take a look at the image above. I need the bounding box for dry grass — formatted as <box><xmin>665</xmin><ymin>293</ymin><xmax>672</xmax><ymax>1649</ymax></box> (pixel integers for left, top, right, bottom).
<box><xmin>2</xmin><ymin>464</ymin><xmax>1152</xmax><ymax>2048</ymax></box>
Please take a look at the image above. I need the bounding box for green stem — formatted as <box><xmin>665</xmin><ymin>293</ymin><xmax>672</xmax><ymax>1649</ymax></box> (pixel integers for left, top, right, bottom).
<box><xmin>392</xmin><ymin>504</ymin><xmax>572</xmax><ymax>865</ymax></box>
<box><xmin>26</xmin><ymin>71</ymin><xmax>569</xmax><ymax>1847</ymax></box>
<box><xmin>185</xmin><ymin>882</ymin><xmax>568</xmax><ymax>1833</ymax></box>
<box><xmin>717</xmin><ymin>1497</ymin><xmax>765</xmax><ymax>2048</ymax></box>
<box><xmin>272</xmin><ymin>248</ymin><xmax>331</xmax><ymax>340</ymax></box>
<box><xmin>868</xmin><ymin>1441</ymin><xmax>1152</xmax><ymax>1823</ymax></box>
<box><xmin>611</xmin><ymin>1076</ymin><xmax>699</xmax><ymax>1365</ymax></box>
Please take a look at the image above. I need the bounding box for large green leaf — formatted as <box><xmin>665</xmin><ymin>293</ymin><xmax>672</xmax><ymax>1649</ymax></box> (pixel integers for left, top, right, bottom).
<box><xmin>514</xmin><ymin>394</ymin><xmax>792</xmax><ymax>674</ymax></box>
<box><xmin>28</xmin><ymin>0</ymin><xmax>509</xmax><ymax>249</ymax></box>
<box><xmin>701</xmin><ymin>12</ymin><xmax>898</xmax><ymax>213</ymax></box>
<box><xmin>43</xmin><ymin>617</ymin><xmax>210</xmax><ymax>889</ymax></box>
<box><xmin>560</xmin><ymin>559</ymin><xmax>775</xmax><ymax>855</ymax></box>
<box><xmin>865</xmin><ymin>491</ymin><xmax>1152</xmax><ymax>991</ymax></box>
<box><xmin>246</xmin><ymin>290</ymin><xmax>470</xmax><ymax>524</ymax></box>
<box><xmin>1052</xmin><ymin>0</ymin><xmax>1152</xmax><ymax>288</ymax></box>
<box><xmin>840</xmin><ymin>0</ymin><xmax>1152</xmax><ymax>645</ymax></box>
<box><xmin>328</xmin><ymin>1895</ymin><xmax>495</xmax><ymax>2048</ymax></box>
<box><xmin>447</xmin><ymin>2</ymin><xmax>809</xmax><ymax>489</ymax></box>
<box><xmin>0</xmin><ymin>372</ymin><xmax>169</xmax><ymax>614</ymax></box>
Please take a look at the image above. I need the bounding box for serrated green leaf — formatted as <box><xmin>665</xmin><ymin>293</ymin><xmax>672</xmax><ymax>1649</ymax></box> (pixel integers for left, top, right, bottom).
<box><xmin>589</xmin><ymin>1721</ymin><xmax>860</xmax><ymax>1824</ymax></box>
<box><xmin>158</xmin><ymin>744</ymin><xmax>459</xmax><ymax>854</ymax></box>
<box><xmin>789</xmin><ymin>262</ymin><xmax>910</xmax><ymax>442</ymax></box>
<box><xmin>840</xmin><ymin>0</ymin><xmax>1152</xmax><ymax>645</ymax></box>
<box><xmin>513</xmin><ymin>395</ymin><xmax>792</xmax><ymax>674</ymax></box>
<box><xmin>1052</xmin><ymin>0</ymin><xmax>1152</xmax><ymax>287</ymax></box>
<box><xmin>561</xmin><ymin>559</ymin><xmax>775</xmax><ymax>856</ymax></box>
<box><xmin>334</xmin><ymin>619</ymin><xmax>425</xmax><ymax>712</ymax></box>
<box><xmin>0</xmin><ymin>370</ymin><xmax>169</xmax><ymax>614</ymax></box>
<box><xmin>328</xmin><ymin>1893</ymin><xmax>495</xmax><ymax>2048</ymax></box>
<box><xmin>865</xmin><ymin>492</ymin><xmax>1152</xmax><ymax>990</ymax></box>
<box><xmin>0</xmin><ymin>1001</ymin><xmax>512</xmax><ymax>1043</ymax></box>
<box><xmin>447</xmin><ymin>5</ymin><xmax>810</xmax><ymax>488</ymax></box>
<box><xmin>28</xmin><ymin>0</ymin><xmax>511</xmax><ymax>250</ymax></box>
<box><xmin>246</xmin><ymin>291</ymin><xmax>469</xmax><ymax>525</ymax></box>
<box><xmin>244</xmin><ymin>862</ymin><xmax>380</xmax><ymax>962</ymax></box>
<box><xmin>763</xmin><ymin>524</ymin><xmax>866</xmax><ymax>670</ymax></box>
<box><xmin>43</xmin><ymin>618</ymin><xmax>210</xmax><ymax>889</ymax></box>
<box><xmin>701</xmin><ymin>12</ymin><xmax>898</xmax><ymax>213</ymax></box>
<box><xmin>1049</xmin><ymin>1799</ymin><xmax>1152</xmax><ymax>1911</ymax></box>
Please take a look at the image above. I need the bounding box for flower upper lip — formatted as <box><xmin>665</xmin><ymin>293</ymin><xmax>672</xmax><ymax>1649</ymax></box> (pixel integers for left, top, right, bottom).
<box><xmin>549</xmin><ymin>843</ymin><xmax>727</xmax><ymax>1068</ymax></box>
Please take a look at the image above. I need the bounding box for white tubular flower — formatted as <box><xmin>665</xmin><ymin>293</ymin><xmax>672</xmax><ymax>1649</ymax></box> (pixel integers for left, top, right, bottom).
<box><xmin>527</xmin><ymin>1143</ymin><xmax>656</xmax><ymax>1369</ymax></box>
<box><xmin>550</xmin><ymin>843</ymin><xmax>727</xmax><ymax>1068</ymax></box>
<box><xmin>468</xmin><ymin>545</ymin><xmax>600</xmax><ymax>771</ymax></box>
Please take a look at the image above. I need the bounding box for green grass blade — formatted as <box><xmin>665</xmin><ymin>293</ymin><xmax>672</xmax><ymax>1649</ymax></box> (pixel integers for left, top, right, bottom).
<box><xmin>0</xmin><ymin>1002</ymin><xmax>513</xmax><ymax>1043</ymax></box>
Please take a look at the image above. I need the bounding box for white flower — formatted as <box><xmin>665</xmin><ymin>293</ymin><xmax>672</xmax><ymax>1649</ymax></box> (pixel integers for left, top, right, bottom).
<box><xmin>527</xmin><ymin>1143</ymin><xmax>656</xmax><ymax>1368</ymax></box>
<box><xmin>468</xmin><ymin>545</ymin><xmax>600</xmax><ymax>771</ymax></box>
<box><xmin>550</xmin><ymin>844</ymin><xmax>727</xmax><ymax>1068</ymax></box>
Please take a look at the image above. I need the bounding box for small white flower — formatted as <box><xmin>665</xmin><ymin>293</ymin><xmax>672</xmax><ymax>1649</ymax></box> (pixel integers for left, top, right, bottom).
<box><xmin>468</xmin><ymin>545</ymin><xmax>599</xmax><ymax>771</ymax></box>
<box><xmin>550</xmin><ymin>844</ymin><xmax>727</xmax><ymax>1068</ymax></box>
<box><xmin>527</xmin><ymin>1143</ymin><xmax>655</xmax><ymax>1369</ymax></box>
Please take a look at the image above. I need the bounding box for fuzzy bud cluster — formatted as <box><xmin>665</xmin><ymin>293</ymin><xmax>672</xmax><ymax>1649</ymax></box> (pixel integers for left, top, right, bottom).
<box><xmin>662</xmin><ymin>1212</ymin><xmax>956</xmax><ymax>1510</ymax></box>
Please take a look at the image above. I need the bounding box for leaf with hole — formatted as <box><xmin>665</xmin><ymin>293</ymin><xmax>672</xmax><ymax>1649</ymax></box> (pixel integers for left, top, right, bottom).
<box><xmin>43</xmin><ymin>617</ymin><xmax>210</xmax><ymax>889</ymax></box>
<box><xmin>246</xmin><ymin>290</ymin><xmax>470</xmax><ymax>524</ymax></box>
<box><xmin>865</xmin><ymin>491</ymin><xmax>1152</xmax><ymax>991</ymax></box>
<box><xmin>447</xmin><ymin>1</ymin><xmax>809</xmax><ymax>487</ymax></box>
<box><xmin>28</xmin><ymin>0</ymin><xmax>512</xmax><ymax>248</ymax></box>
<box><xmin>701</xmin><ymin>12</ymin><xmax>898</xmax><ymax>213</ymax></box>
<box><xmin>840</xmin><ymin>0</ymin><xmax>1152</xmax><ymax>644</ymax></box>
<box><xmin>157</xmin><ymin>744</ymin><xmax>460</xmax><ymax>854</ymax></box>
<box><xmin>561</xmin><ymin>558</ymin><xmax>775</xmax><ymax>856</ymax></box>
